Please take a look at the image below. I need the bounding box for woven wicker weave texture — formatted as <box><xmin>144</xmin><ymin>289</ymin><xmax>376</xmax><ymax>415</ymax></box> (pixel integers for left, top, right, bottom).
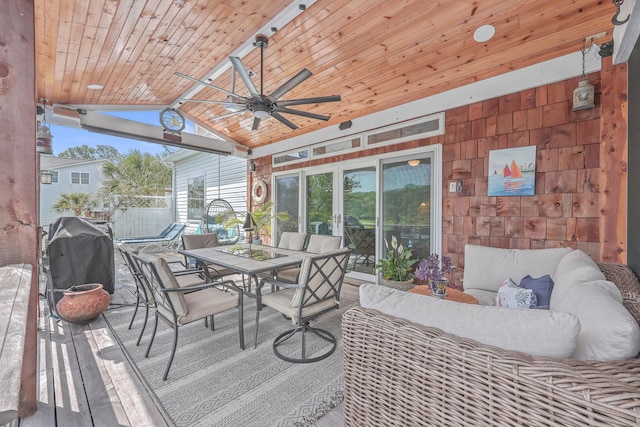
<box><xmin>343</xmin><ymin>262</ymin><xmax>640</xmax><ymax>427</ymax></box>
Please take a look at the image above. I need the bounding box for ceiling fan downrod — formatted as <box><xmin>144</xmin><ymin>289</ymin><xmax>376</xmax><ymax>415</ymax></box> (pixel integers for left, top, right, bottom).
<box><xmin>254</xmin><ymin>35</ymin><xmax>269</xmax><ymax>96</ymax></box>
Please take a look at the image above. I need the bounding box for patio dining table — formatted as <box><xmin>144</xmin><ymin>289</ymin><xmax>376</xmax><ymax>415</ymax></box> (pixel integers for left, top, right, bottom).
<box><xmin>179</xmin><ymin>243</ymin><xmax>307</xmax><ymax>348</ymax></box>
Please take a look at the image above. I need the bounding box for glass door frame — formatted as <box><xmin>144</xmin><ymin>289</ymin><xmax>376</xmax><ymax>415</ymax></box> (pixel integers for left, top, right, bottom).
<box><xmin>271</xmin><ymin>144</ymin><xmax>443</xmax><ymax>281</ymax></box>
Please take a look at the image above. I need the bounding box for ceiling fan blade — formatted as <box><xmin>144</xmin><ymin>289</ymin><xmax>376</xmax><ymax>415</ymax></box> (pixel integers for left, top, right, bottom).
<box><xmin>177</xmin><ymin>98</ymin><xmax>245</xmax><ymax>108</ymax></box>
<box><xmin>276</xmin><ymin>95</ymin><xmax>341</xmax><ymax>107</ymax></box>
<box><xmin>175</xmin><ymin>72</ymin><xmax>247</xmax><ymax>100</ymax></box>
<box><xmin>229</xmin><ymin>57</ymin><xmax>260</xmax><ymax>97</ymax></box>
<box><xmin>252</xmin><ymin>117</ymin><xmax>261</xmax><ymax>131</ymax></box>
<box><xmin>209</xmin><ymin>109</ymin><xmax>248</xmax><ymax>122</ymax></box>
<box><xmin>275</xmin><ymin>106</ymin><xmax>331</xmax><ymax>121</ymax></box>
<box><xmin>268</xmin><ymin>68</ymin><xmax>313</xmax><ymax>101</ymax></box>
<box><xmin>271</xmin><ymin>112</ymin><xmax>298</xmax><ymax>130</ymax></box>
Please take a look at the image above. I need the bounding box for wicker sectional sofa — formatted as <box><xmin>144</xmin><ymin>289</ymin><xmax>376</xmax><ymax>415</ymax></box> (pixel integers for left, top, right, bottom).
<box><xmin>342</xmin><ymin>247</ymin><xmax>640</xmax><ymax>426</ymax></box>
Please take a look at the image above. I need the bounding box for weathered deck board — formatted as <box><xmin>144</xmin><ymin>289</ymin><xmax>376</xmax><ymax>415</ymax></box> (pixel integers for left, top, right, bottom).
<box><xmin>14</xmin><ymin>253</ymin><xmax>355</xmax><ymax>426</ymax></box>
<box><xmin>0</xmin><ymin>264</ymin><xmax>33</xmax><ymax>425</ymax></box>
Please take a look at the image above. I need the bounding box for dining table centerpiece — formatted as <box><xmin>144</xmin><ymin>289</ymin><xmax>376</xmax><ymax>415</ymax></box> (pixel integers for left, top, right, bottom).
<box><xmin>374</xmin><ymin>235</ymin><xmax>417</xmax><ymax>291</ymax></box>
<box><xmin>414</xmin><ymin>253</ymin><xmax>456</xmax><ymax>297</ymax></box>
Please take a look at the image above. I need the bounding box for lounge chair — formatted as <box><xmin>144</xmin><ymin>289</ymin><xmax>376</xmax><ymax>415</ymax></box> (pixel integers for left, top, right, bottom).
<box><xmin>117</xmin><ymin>224</ymin><xmax>186</xmax><ymax>253</ymax></box>
<box><xmin>118</xmin><ymin>223</ymin><xmax>178</xmax><ymax>242</ymax></box>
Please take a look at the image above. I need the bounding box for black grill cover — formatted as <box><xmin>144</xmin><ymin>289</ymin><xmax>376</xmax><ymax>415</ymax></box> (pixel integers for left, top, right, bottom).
<box><xmin>48</xmin><ymin>217</ymin><xmax>115</xmax><ymax>294</ymax></box>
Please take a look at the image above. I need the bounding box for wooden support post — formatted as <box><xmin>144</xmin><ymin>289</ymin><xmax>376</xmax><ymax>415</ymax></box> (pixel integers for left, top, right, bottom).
<box><xmin>0</xmin><ymin>0</ymin><xmax>39</xmax><ymax>420</ymax></box>
<box><xmin>599</xmin><ymin>56</ymin><xmax>628</xmax><ymax>263</ymax></box>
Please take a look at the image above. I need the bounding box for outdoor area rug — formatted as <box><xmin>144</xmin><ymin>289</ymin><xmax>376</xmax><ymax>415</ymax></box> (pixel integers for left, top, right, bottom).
<box><xmin>103</xmin><ymin>292</ymin><xmax>357</xmax><ymax>427</ymax></box>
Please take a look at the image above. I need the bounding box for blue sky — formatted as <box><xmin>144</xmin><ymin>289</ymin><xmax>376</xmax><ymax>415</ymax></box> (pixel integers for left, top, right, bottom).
<box><xmin>49</xmin><ymin>110</ymin><xmax>195</xmax><ymax>156</ymax></box>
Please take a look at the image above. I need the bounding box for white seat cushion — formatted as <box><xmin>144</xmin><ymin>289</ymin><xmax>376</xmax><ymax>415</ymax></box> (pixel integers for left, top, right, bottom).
<box><xmin>551</xmin><ymin>279</ymin><xmax>640</xmax><ymax>360</ymax></box>
<box><xmin>463</xmin><ymin>245</ymin><xmax>572</xmax><ymax>293</ymax></box>
<box><xmin>360</xmin><ymin>284</ymin><xmax>580</xmax><ymax>358</ymax></box>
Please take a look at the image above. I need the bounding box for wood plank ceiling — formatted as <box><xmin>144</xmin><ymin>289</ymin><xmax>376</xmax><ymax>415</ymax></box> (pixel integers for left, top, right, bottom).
<box><xmin>35</xmin><ymin>0</ymin><xmax>615</xmax><ymax>150</ymax></box>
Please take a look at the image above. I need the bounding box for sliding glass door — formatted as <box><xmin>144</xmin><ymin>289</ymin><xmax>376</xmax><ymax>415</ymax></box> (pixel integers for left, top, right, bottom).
<box><xmin>306</xmin><ymin>172</ymin><xmax>334</xmax><ymax>235</ymax></box>
<box><xmin>381</xmin><ymin>155</ymin><xmax>433</xmax><ymax>260</ymax></box>
<box><xmin>274</xmin><ymin>174</ymin><xmax>299</xmax><ymax>245</ymax></box>
<box><xmin>272</xmin><ymin>146</ymin><xmax>440</xmax><ymax>280</ymax></box>
<box><xmin>343</xmin><ymin>166</ymin><xmax>376</xmax><ymax>274</ymax></box>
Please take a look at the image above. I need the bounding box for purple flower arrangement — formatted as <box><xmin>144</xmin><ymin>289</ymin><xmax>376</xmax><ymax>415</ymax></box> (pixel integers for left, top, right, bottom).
<box><xmin>414</xmin><ymin>253</ymin><xmax>456</xmax><ymax>283</ymax></box>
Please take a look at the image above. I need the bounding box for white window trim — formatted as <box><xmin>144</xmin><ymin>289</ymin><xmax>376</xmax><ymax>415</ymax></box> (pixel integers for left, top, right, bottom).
<box><xmin>70</xmin><ymin>171</ymin><xmax>90</xmax><ymax>185</ymax></box>
<box><xmin>271</xmin><ymin>112</ymin><xmax>444</xmax><ymax>167</ymax></box>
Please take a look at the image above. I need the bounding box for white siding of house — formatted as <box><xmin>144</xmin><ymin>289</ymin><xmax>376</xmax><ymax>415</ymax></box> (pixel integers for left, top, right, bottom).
<box><xmin>173</xmin><ymin>152</ymin><xmax>247</xmax><ymax>234</ymax></box>
<box><xmin>40</xmin><ymin>160</ymin><xmax>106</xmax><ymax>226</ymax></box>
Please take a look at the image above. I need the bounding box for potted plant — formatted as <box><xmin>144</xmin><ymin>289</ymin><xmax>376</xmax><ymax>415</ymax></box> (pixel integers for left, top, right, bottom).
<box><xmin>414</xmin><ymin>253</ymin><xmax>456</xmax><ymax>297</ymax></box>
<box><xmin>223</xmin><ymin>201</ymin><xmax>292</xmax><ymax>244</ymax></box>
<box><xmin>374</xmin><ymin>235</ymin><xmax>417</xmax><ymax>290</ymax></box>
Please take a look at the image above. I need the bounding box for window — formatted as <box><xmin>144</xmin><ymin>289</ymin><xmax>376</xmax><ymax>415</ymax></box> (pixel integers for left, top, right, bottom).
<box><xmin>51</xmin><ymin>171</ymin><xmax>58</xmax><ymax>183</ymax></box>
<box><xmin>188</xmin><ymin>175</ymin><xmax>205</xmax><ymax>220</ymax></box>
<box><xmin>71</xmin><ymin>172</ymin><xmax>90</xmax><ymax>184</ymax></box>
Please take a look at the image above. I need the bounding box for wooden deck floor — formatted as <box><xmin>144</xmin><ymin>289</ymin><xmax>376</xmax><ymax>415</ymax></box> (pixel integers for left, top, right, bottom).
<box><xmin>15</xmin><ymin>253</ymin><xmax>362</xmax><ymax>426</ymax></box>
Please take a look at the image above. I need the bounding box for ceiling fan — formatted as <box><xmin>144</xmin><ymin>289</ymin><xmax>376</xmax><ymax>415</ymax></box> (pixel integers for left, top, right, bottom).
<box><xmin>176</xmin><ymin>35</ymin><xmax>341</xmax><ymax>131</ymax></box>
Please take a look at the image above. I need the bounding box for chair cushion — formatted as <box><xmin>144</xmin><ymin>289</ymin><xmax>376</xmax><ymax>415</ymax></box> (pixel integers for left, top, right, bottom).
<box><xmin>278</xmin><ymin>232</ymin><xmax>307</xmax><ymax>250</ymax></box>
<box><xmin>551</xmin><ymin>279</ymin><xmax>640</xmax><ymax>360</ymax></box>
<box><xmin>360</xmin><ymin>283</ymin><xmax>580</xmax><ymax>358</ymax></box>
<box><xmin>463</xmin><ymin>245</ymin><xmax>572</xmax><ymax>293</ymax></box>
<box><xmin>306</xmin><ymin>235</ymin><xmax>342</xmax><ymax>253</ymax></box>
<box><xmin>551</xmin><ymin>249</ymin><xmax>605</xmax><ymax>307</ymax></box>
<box><xmin>151</xmin><ymin>255</ymin><xmax>189</xmax><ymax>317</ymax></box>
<box><xmin>262</xmin><ymin>288</ymin><xmax>338</xmax><ymax>324</ymax></box>
<box><xmin>178</xmin><ymin>288</ymin><xmax>238</xmax><ymax>325</ymax></box>
<box><xmin>182</xmin><ymin>233</ymin><xmax>219</xmax><ymax>250</ymax></box>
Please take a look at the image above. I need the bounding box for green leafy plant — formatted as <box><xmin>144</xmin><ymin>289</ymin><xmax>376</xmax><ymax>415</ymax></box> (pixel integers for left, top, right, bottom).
<box><xmin>223</xmin><ymin>201</ymin><xmax>292</xmax><ymax>239</ymax></box>
<box><xmin>374</xmin><ymin>235</ymin><xmax>417</xmax><ymax>281</ymax></box>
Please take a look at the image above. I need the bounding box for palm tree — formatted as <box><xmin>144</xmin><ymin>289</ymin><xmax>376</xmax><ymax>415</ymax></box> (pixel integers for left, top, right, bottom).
<box><xmin>98</xmin><ymin>150</ymin><xmax>172</xmax><ymax>212</ymax></box>
<box><xmin>51</xmin><ymin>192</ymin><xmax>97</xmax><ymax>216</ymax></box>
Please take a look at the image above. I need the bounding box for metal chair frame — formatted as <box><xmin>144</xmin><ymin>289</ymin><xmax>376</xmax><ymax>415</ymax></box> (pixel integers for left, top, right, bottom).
<box><xmin>133</xmin><ymin>253</ymin><xmax>244</xmax><ymax>380</ymax></box>
<box><xmin>258</xmin><ymin>248</ymin><xmax>350</xmax><ymax>363</ymax></box>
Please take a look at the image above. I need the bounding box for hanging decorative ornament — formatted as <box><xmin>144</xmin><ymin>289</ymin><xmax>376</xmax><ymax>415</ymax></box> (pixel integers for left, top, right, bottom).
<box><xmin>573</xmin><ymin>40</ymin><xmax>595</xmax><ymax>111</ymax></box>
<box><xmin>36</xmin><ymin>98</ymin><xmax>54</xmax><ymax>154</ymax></box>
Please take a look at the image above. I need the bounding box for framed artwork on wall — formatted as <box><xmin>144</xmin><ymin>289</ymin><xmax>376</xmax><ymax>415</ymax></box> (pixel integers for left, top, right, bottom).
<box><xmin>488</xmin><ymin>146</ymin><xmax>536</xmax><ymax>196</ymax></box>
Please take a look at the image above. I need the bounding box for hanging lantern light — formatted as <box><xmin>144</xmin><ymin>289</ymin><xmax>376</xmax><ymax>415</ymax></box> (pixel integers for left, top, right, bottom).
<box><xmin>36</xmin><ymin>98</ymin><xmax>53</xmax><ymax>154</ymax></box>
<box><xmin>573</xmin><ymin>40</ymin><xmax>595</xmax><ymax>111</ymax></box>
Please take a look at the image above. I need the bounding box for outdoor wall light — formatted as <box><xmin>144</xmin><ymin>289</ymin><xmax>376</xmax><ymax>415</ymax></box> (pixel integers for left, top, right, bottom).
<box><xmin>40</xmin><ymin>170</ymin><xmax>53</xmax><ymax>185</ymax></box>
<box><xmin>36</xmin><ymin>98</ymin><xmax>53</xmax><ymax>154</ymax></box>
<box><xmin>573</xmin><ymin>40</ymin><xmax>595</xmax><ymax>111</ymax></box>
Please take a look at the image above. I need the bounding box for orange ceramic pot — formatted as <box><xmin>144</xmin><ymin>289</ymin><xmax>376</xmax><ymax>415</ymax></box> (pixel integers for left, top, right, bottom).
<box><xmin>56</xmin><ymin>283</ymin><xmax>111</xmax><ymax>324</ymax></box>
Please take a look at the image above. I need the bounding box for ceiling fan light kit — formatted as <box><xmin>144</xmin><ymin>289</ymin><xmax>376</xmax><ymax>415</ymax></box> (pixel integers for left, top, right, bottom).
<box><xmin>176</xmin><ymin>34</ymin><xmax>341</xmax><ymax>131</ymax></box>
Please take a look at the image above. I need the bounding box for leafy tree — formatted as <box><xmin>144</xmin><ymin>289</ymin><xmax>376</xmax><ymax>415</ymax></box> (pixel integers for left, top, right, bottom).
<box><xmin>51</xmin><ymin>192</ymin><xmax>98</xmax><ymax>216</ymax></box>
<box><xmin>58</xmin><ymin>144</ymin><xmax>122</xmax><ymax>162</ymax></box>
<box><xmin>98</xmin><ymin>149</ymin><xmax>172</xmax><ymax>213</ymax></box>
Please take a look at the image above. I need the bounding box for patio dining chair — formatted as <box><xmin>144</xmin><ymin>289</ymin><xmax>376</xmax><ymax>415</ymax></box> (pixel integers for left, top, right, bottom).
<box><xmin>276</xmin><ymin>234</ymin><xmax>342</xmax><ymax>283</ymax></box>
<box><xmin>133</xmin><ymin>252</ymin><xmax>245</xmax><ymax>380</ymax></box>
<box><xmin>116</xmin><ymin>242</ymin><xmax>207</xmax><ymax>346</ymax></box>
<box><xmin>181</xmin><ymin>233</ymin><xmax>236</xmax><ymax>282</ymax></box>
<box><xmin>258</xmin><ymin>248</ymin><xmax>350</xmax><ymax>363</ymax></box>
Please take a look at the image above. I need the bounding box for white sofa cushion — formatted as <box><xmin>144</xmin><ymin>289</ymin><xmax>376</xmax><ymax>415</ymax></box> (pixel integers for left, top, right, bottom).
<box><xmin>551</xmin><ymin>279</ymin><xmax>640</xmax><ymax>360</ymax></box>
<box><xmin>463</xmin><ymin>245</ymin><xmax>572</xmax><ymax>293</ymax></box>
<box><xmin>360</xmin><ymin>284</ymin><xmax>580</xmax><ymax>358</ymax></box>
<box><xmin>550</xmin><ymin>249</ymin><xmax>606</xmax><ymax>307</ymax></box>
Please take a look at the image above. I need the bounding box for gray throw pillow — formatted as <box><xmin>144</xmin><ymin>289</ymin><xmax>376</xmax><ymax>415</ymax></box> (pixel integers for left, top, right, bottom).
<box><xmin>520</xmin><ymin>274</ymin><xmax>554</xmax><ymax>309</ymax></box>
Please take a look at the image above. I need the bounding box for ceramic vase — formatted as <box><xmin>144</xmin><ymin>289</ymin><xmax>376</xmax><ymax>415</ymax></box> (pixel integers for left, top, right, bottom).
<box><xmin>429</xmin><ymin>278</ymin><xmax>448</xmax><ymax>297</ymax></box>
<box><xmin>56</xmin><ymin>283</ymin><xmax>111</xmax><ymax>324</ymax></box>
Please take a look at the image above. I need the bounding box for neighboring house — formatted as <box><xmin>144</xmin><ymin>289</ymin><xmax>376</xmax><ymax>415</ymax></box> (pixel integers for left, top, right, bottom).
<box><xmin>165</xmin><ymin>149</ymin><xmax>247</xmax><ymax>235</ymax></box>
<box><xmin>39</xmin><ymin>156</ymin><xmax>109</xmax><ymax>226</ymax></box>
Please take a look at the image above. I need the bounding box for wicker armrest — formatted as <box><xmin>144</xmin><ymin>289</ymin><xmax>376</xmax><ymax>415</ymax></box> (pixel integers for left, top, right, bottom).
<box><xmin>598</xmin><ymin>262</ymin><xmax>640</xmax><ymax>325</ymax></box>
<box><xmin>342</xmin><ymin>306</ymin><xmax>640</xmax><ymax>427</ymax></box>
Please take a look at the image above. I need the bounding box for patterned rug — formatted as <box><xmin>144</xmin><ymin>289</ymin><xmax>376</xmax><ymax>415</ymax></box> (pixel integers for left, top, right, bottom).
<box><xmin>103</xmin><ymin>291</ymin><xmax>357</xmax><ymax>427</ymax></box>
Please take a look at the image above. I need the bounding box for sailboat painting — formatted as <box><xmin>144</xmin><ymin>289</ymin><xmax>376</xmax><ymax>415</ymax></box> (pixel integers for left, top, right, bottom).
<box><xmin>488</xmin><ymin>146</ymin><xmax>536</xmax><ymax>196</ymax></box>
